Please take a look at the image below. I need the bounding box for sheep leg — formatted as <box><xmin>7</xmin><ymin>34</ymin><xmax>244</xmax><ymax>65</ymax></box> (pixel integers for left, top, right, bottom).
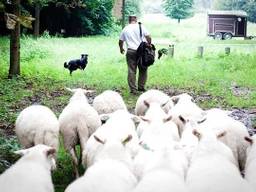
<box><xmin>77</xmin><ymin>125</ymin><xmax>89</xmax><ymax>165</ymax></box>
<box><xmin>70</xmin><ymin>148</ymin><xmax>79</xmax><ymax>178</ymax></box>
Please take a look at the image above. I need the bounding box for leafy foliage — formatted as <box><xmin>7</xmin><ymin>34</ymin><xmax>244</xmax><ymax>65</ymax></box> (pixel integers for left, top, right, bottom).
<box><xmin>125</xmin><ymin>0</ymin><xmax>142</xmax><ymax>19</ymax></box>
<box><xmin>213</xmin><ymin>0</ymin><xmax>246</xmax><ymax>10</ymax></box>
<box><xmin>163</xmin><ymin>0</ymin><xmax>194</xmax><ymax>23</ymax></box>
<box><xmin>244</xmin><ymin>1</ymin><xmax>256</xmax><ymax>23</ymax></box>
<box><xmin>0</xmin><ymin>135</ymin><xmax>20</xmax><ymax>173</ymax></box>
<box><xmin>213</xmin><ymin>0</ymin><xmax>256</xmax><ymax>23</ymax></box>
<box><xmin>0</xmin><ymin>1</ymin><xmax>35</xmax><ymax>30</ymax></box>
<box><xmin>38</xmin><ymin>0</ymin><xmax>115</xmax><ymax>36</ymax></box>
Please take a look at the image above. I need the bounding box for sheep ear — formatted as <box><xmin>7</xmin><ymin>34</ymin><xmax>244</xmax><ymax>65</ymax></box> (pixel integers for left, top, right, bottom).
<box><xmin>245</xmin><ymin>136</ymin><xmax>253</xmax><ymax>145</ymax></box>
<box><xmin>179</xmin><ymin>115</ymin><xmax>186</xmax><ymax>124</ymax></box>
<box><xmin>14</xmin><ymin>149</ymin><xmax>29</xmax><ymax>156</ymax></box>
<box><xmin>217</xmin><ymin>131</ymin><xmax>226</xmax><ymax>138</ymax></box>
<box><xmin>122</xmin><ymin>135</ymin><xmax>132</xmax><ymax>145</ymax></box>
<box><xmin>143</xmin><ymin>100</ymin><xmax>150</xmax><ymax>108</ymax></box>
<box><xmin>131</xmin><ymin>115</ymin><xmax>141</xmax><ymax>125</ymax></box>
<box><xmin>197</xmin><ymin>117</ymin><xmax>207</xmax><ymax>124</ymax></box>
<box><xmin>192</xmin><ymin>129</ymin><xmax>201</xmax><ymax>140</ymax></box>
<box><xmin>46</xmin><ymin>148</ymin><xmax>56</xmax><ymax>157</ymax></box>
<box><xmin>161</xmin><ymin>100</ymin><xmax>169</xmax><ymax>108</ymax></box>
<box><xmin>99</xmin><ymin>114</ymin><xmax>110</xmax><ymax>124</ymax></box>
<box><xmin>94</xmin><ymin>135</ymin><xmax>105</xmax><ymax>144</ymax></box>
<box><xmin>163</xmin><ymin>115</ymin><xmax>172</xmax><ymax>123</ymax></box>
<box><xmin>171</xmin><ymin>96</ymin><xmax>179</xmax><ymax>105</ymax></box>
<box><xmin>140</xmin><ymin>116</ymin><xmax>151</xmax><ymax>123</ymax></box>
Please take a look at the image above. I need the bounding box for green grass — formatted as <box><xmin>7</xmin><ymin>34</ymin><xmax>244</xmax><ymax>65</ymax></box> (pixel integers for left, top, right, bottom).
<box><xmin>0</xmin><ymin>13</ymin><xmax>256</xmax><ymax>192</ymax></box>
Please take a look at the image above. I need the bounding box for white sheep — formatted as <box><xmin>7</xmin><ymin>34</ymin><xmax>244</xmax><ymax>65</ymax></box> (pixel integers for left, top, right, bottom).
<box><xmin>244</xmin><ymin>135</ymin><xmax>256</xmax><ymax>191</ymax></box>
<box><xmin>198</xmin><ymin>108</ymin><xmax>250</xmax><ymax>171</ymax></box>
<box><xmin>132</xmin><ymin>147</ymin><xmax>154</xmax><ymax>180</ymax></box>
<box><xmin>137</xmin><ymin>101</ymin><xmax>179</xmax><ymax>143</ymax></box>
<box><xmin>92</xmin><ymin>90</ymin><xmax>127</xmax><ymax>115</ymax></box>
<box><xmin>66</xmin><ymin>87</ymin><xmax>90</xmax><ymax>103</ymax></box>
<box><xmin>65</xmin><ymin>135</ymin><xmax>137</xmax><ymax>192</ymax></box>
<box><xmin>186</xmin><ymin>127</ymin><xmax>253</xmax><ymax>192</ymax></box>
<box><xmin>135</xmin><ymin>89</ymin><xmax>173</xmax><ymax>116</ymax></box>
<box><xmin>168</xmin><ymin>93</ymin><xmax>205</xmax><ymax>137</ymax></box>
<box><xmin>179</xmin><ymin>119</ymin><xmax>199</xmax><ymax>162</ymax></box>
<box><xmin>82</xmin><ymin>109</ymin><xmax>139</xmax><ymax>168</ymax></box>
<box><xmin>0</xmin><ymin>144</ymin><xmax>56</xmax><ymax>192</ymax></box>
<box><xmin>132</xmin><ymin>147</ymin><xmax>188</xmax><ymax>192</ymax></box>
<box><xmin>59</xmin><ymin>88</ymin><xmax>101</xmax><ymax>178</ymax></box>
<box><xmin>15</xmin><ymin>105</ymin><xmax>59</xmax><ymax>151</ymax></box>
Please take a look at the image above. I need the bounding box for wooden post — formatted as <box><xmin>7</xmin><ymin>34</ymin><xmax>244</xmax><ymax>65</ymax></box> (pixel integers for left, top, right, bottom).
<box><xmin>198</xmin><ymin>46</ymin><xmax>204</xmax><ymax>58</ymax></box>
<box><xmin>225</xmin><ymin>47</ymin><xmax>230</xmax><ymax>55</ymax></box>
<box><xmin>168</xmin><ymin>44</ymin><xmax>174</xmax><ymax>58</ymax></box>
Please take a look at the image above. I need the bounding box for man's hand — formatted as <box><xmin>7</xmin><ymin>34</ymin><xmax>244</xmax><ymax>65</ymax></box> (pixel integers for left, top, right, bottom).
<box><xmin>120</xmin><ymin>48</ymin><xmax>125</xmax><ymax>54</ymax></box>
<box><xmin>119</xmin><ymin>40</ymin><xmax>125</xmax><ymax>54</ymax></box>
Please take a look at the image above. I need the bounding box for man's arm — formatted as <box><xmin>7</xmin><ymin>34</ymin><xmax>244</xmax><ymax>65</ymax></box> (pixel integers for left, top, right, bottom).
<box><xmin>119</xmin><ymin>40</ymin><xmax>125</xmax><ymax>54</ymax></box>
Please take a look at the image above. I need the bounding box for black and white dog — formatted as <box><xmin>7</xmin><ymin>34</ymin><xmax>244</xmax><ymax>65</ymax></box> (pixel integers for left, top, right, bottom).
<box><xmin>157</xmin><ymin>48</ymin><xmax>169</xmax><ymax>59</ymax></box>
<box><xmin>64</xmin><ymin>54</ymin><xmax>88</xmax><ymax>75</ymax></box>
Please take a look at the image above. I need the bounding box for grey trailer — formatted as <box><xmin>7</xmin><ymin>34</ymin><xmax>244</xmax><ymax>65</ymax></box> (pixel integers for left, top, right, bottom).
<box><xmin>207</xmin><ymin>10</ymin><xmax>247</xmax><ymax>40</ymax></box>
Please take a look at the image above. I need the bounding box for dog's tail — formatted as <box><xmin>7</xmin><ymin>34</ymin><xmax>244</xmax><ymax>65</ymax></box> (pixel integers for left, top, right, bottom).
<box><xmin>64</xmin><ymin>62</ymin><xmax>68</xmax><ymax>68</ymax></box>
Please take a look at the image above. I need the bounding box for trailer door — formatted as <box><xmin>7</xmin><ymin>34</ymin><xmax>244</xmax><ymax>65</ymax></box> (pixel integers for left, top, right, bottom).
<box><xmin>237</xmin><ymin>17</ymin><xmax>246</xmax><ymax>37</ymax></box>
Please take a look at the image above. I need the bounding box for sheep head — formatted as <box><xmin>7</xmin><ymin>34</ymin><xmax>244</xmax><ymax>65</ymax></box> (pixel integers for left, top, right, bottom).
<box><xmin>15</xmin><ymin>144</ymin><xmax>57</xmax><ymax>170</ymax></box>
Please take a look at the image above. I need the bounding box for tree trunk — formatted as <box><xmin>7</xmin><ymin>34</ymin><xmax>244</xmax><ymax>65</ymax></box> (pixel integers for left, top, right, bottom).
<box><xmin>122</xmin><ymin>0</ymin><xmax>125</xmax><ymax>28</ymax></box>
<box><xmin>178</xmin><ymin>18</ymin><xmax>181</xmax><ymax>23</ymax></box>
<box><xmin>8</xmin><ymin>0</ymin><xmax>20</xmax><ymax>79</ymax></box>
<box><xmin>34</xmin><ymin>3</ymin><xmax>40</xmax><ymax>37</ymax></box>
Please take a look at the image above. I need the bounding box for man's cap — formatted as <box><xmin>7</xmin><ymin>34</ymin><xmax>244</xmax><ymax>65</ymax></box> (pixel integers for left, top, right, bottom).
<box><xmin>128</xmin><ymin>14</ymin><xmax>137</xmax><ymax>18</ymax></box>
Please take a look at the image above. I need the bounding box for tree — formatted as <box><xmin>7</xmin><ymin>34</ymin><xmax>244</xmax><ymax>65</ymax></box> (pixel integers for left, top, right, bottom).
<box><xmin>125</xmin><ymin>0</ymin><xmax>141</xmax><ymax>18</ymax></box>
<box><xmin>122</xmin><ymin>0</ymin><xmax>125</xmax><ymax>28</ymax></box>
<box><xmin>1</xmin><ymin>0</ymin><xmax>34</xmax><ymax>78</ymax></box>
<box><xmin>39</xmin><ymin>0</ymin><xmax>114</xmax><ymax>36</ymax></box>
<box><xmin>213</xmin><ymin>0</ymin><xmax>246</xmax><ymax>10</ymax></box>
<box><xmin>32</xmin><ymin>0</ymin><xmax>52</xmax><ymax>37</ymax></box>
<box><xmin>32</xmin><ymin>0</ymin><xmax>86</xmax><ymax>37</ymax></box>
<box><xmin>213</xmin><ymin>0</ymin><xmax>256</xmax><ymax>23</ymax></box>
<box><xmin>9</xmin><ymin>0</ymin><xmax>21</xmax><ymax>78</ymax></box>
<box><xmin>120</xmin><ymin>0</ymin><xmax>141</xmax><ymax>26</ymax></box>
<box><xmin>163</xmin><ymin>0</ymin><xmax>194</xmax><ymax>23</ymax></box>
<box><xmin>244</xmin><ymin>1</ymin><xmax>256</xmax><ymax>23</ymax></box>
<box><xmin>1</xmin><ymin>0</ymin><xmax>86</xmax><ymax>78</ymax></box>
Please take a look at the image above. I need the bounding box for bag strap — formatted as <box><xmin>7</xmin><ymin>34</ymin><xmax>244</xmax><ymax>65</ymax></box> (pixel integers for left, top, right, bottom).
<box><xmin>138</xmin><ymin>22</ymin><xmax>143</xmax><ymax>42</ymax></box>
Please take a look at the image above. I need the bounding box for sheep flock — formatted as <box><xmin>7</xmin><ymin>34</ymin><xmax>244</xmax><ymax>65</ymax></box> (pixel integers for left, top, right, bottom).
<box><xmin>1</xmin><ymin>88</ymin><xmax>256</xmax><ymax>192</ymax></box>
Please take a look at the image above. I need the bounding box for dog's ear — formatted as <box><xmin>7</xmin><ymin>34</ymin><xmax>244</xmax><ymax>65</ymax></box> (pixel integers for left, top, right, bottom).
<box><xmin>81</xmin><ymin>54</ymin><xmax>88</xmax><ymax>58</ymax></box>
<box><xmin>83</xmin><ymin>89</ymin><xmax>95</xmax><ymax>94</ymax></box>
<box><xmin>65</xmin><ymin>87</ymin><xmax>75</xmax><ymax>93</ymax></box>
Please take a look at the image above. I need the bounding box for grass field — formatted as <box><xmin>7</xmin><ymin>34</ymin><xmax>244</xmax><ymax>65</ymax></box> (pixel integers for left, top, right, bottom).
<box><xmin>0</xmin><ymin>13</ymin><xmax>256</xmax><ymax>191</ymax></box>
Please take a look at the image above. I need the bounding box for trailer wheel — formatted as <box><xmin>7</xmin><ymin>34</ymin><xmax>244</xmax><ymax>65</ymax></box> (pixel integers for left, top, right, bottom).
<box><xmin>223</xmin><ymin>33</ymin><xmax>232</xmax><ymax>40</ymax></box>
<box><xmin>214</xmin><ymin>32</ymin><xmax>223</xmax><ymax>40</ymax></box>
